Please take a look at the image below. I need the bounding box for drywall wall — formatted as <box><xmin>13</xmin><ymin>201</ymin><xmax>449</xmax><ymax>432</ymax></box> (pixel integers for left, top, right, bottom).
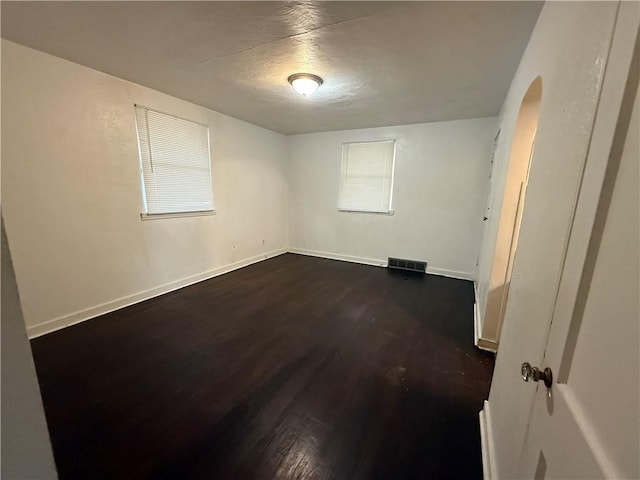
<box><xmin>476</xmin><ymin>2</ymin><xmax>626</xmax><ymax>478</ymax></box>
<box><xmin>288</xmin><ymin>118</ymin><xmax>496</xmax><ymax>279</ymax></box>
<box><xmin>1</xmin><ymin>219</ymin><xmax>58</xmax><ymax>478</ymax></box>
<box><xmin>481</xmin><ymin>78</ymin><xmax>541</xmax><ymax>343</ymax></box>
<box><xmin>2</xmin><ymin>40</ymin><xmax>289</xmax><ymax>337</ymax></box>
<box><xmin>475</xmin><ymin>3</ymin><xmax>617</xmax><ymax>346</ymax></box>
<box><xmin>0</xmin><ymin>43</ymin><xmax>56</xmax><ymax>476</ymax></box>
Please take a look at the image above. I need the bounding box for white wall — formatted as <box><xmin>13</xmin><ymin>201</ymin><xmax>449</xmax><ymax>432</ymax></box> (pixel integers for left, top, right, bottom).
<box><xmin>1</xmin><ymin>220</ymin><xmax>58</xmax><ymax>478</ymax></box>
<box><xmin>479</xmin><ymin>79</ymin><xmax>541</xmax><ymax>346</ymax></box>
<box><xmin>475</xmin><ymin>1</ymin><xmax>615</xmax><ymax>345</ymax></box>
<box><xmin>2</xmin><ymin>40</ymin><xmax>289</xmax><ymax>337</ymax></box>
<box><xmin>3</xmin><ymin>39</ymin><xmax>497</xmax><ymax>339</ymax></box>
<box><xmin>288</xmin><ymin>118</ymin><xmax>496</xmax><ymax>279</ymax></box>
<box><xmin>476</xmin><ymin>2</ymin><xmax>627</xmax><ymax>478</ymax></box>
<box><xmin>1</xmin><ymin>44</ymin><xmax>57</xmax><ymax>475</ymax></box>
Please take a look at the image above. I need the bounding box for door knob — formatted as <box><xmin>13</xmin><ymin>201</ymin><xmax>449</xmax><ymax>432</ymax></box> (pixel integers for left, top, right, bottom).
<box><xmin>521</xmin><ymin>362</ymin><xmax>553</xmax><ymax>388</ymax></box>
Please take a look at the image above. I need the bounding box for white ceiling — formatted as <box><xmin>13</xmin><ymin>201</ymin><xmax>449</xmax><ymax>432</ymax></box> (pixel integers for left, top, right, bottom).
<box><xmin>1</xmin><ymin>1</ymin><xmax>542</xmax><ymax>135</ymax></box>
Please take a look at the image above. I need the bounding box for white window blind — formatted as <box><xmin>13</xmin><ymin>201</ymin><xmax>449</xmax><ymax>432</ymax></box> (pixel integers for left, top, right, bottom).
<box><xmin>338</xmin><ymin>140</ymin><xmax>396</xmax><ymax>213</ymax></box>
<box><xmin>134</xmin><ymin>105</ymin><xmax>214</xmax><ymax>216</ymax></box>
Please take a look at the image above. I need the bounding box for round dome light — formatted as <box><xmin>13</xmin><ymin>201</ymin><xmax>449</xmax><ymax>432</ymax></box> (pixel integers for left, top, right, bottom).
<box><xmin>288</xmin><ymin>73</ymin><xmax>323</xmax><ymax>96</ymax></box>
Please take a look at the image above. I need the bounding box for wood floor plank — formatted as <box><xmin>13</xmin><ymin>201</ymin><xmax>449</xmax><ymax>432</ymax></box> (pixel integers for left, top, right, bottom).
<box><xmin>31</xmin><ymin>253</ymin><xmax>494</xmax><ymax>479</ymax></box>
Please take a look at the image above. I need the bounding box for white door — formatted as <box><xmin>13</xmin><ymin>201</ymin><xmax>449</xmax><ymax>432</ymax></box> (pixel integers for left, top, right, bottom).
<box><xmin>517</xmin><ymin>7</ymin><xmax>639</xmax><ymax>477</ymax></box>
<box><xmin>484</xmin><ymin>3</ymin><xmax>639</xmax><ymax>478</ymax></box>
<box><xmin>485</xmin><ymin>3</ymin><xmax>624</xmax><ymax>477</ymax></box>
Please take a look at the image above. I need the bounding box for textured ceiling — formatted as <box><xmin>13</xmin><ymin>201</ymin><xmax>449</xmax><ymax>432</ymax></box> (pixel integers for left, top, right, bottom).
<box><xmin>1</xmin><ymin>1</ymin><xmax>542</xmax><ymax>135</ymax></box>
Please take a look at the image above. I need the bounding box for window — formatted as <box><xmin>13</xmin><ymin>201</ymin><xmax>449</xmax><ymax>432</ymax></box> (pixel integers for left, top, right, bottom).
<box><xmin>337</xmin><ymin>140</ymin><xmax>396</xmax><ymax>214</ymax></box>
<box><xmin>134</xmin><ymin>105</ymin><xmax>214</xmax><ymax>218</ymax></box>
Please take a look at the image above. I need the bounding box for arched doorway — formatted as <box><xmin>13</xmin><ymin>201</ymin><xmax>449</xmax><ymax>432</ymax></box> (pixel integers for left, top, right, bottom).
<box><xmin>486</xmin><ymin>77</ymin><xmax>542</xmax><ymax>343</ymax></box>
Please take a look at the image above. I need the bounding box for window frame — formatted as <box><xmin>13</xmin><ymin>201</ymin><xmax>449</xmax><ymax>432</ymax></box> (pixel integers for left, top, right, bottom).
<box><xmin>134</xmin><ymin>104</ymin><xmax>215</xmax><ymax>220</ymax></box>
<box><xmin>337</xmin><ymin>139</ymin><xmax>397</xmax><ymax>215</ymax></box>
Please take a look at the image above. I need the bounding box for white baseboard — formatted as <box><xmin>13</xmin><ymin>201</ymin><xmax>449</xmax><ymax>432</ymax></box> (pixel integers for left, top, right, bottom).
<box><xmin>29</xmin><ymin>248</ymin><xmax>476</xmax><ymax>338</ymax></box>
<box><xmin>474</xmin><ymin>282</ymin><xmax>481</xmax><ymax>344</ymax></box>
<box><xmin>477</xmin><ymin>337</ymin><xmax>499</xmax><ymax>353</ymax></box>
<box><xmin>27</xmin><ymin>248</ymin><xmax>288</xmax><ymax>339</ymax></box>
<box><xmin>288</xmin><ymin>248</ymin><xmax>386</xmax><ymax>268</ymax></box>
<box><xmin>479</xmin><ymin>400</ymin><xmax>497</xmax><ymax>480</ymax></box>
<box><xmin>288</xmin><ymin>248</ymin><xmax>474</xmax><ymax>281</ymax></box>
<box><xmin>474</xmin><ymin>282</ymin><xmax>499</xmax><ymax>353</ymax></box>
<box><xmin>426</xmin><ymin>266</ymin><xmax>474</xmax><ymax>281</ymax></box>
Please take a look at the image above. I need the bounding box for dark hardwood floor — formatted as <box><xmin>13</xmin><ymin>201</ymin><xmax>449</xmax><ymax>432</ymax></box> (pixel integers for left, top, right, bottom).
<box><xmin>31</xmin><ymin>253</ymin><xmax>494</xmax><ymax>480</ymax></box>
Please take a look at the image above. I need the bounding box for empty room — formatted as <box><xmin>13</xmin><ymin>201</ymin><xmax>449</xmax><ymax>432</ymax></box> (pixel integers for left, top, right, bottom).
<box><xmin>2</xmin><ymin>1</ymin><xmax>638</xmax><ymax>479</ymax></box>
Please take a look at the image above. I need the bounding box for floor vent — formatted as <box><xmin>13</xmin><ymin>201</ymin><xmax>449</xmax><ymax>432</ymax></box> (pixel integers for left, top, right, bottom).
<box><xmin>387</xmin><ymin>257</ymin><xmax>427</xmax><ymax>273</ymax></box>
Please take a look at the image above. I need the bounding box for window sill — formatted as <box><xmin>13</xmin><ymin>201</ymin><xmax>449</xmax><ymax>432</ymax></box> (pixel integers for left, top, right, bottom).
<box><xmin>337</xmin><ymin>208</ymin><xmax>394</xmax><ymax>216</ymax></box>
<box><xmin>140</xmin><ymin>210</ymin><xmax>216</xmax><ymax>221</ymax></box>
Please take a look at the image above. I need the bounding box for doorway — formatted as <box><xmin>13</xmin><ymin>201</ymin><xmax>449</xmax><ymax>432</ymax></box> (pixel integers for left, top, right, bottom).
<box><xmin>485</xmin><ymin>77</ymin><xmax>542</xmax><ymax>343</ymax></box>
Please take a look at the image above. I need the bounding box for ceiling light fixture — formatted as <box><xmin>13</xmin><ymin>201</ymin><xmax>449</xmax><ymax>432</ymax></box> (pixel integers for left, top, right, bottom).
<box><xmin>288</xmin><ymin>73</ymin><xmax>323</xmax><ymax>96</ymax></box>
